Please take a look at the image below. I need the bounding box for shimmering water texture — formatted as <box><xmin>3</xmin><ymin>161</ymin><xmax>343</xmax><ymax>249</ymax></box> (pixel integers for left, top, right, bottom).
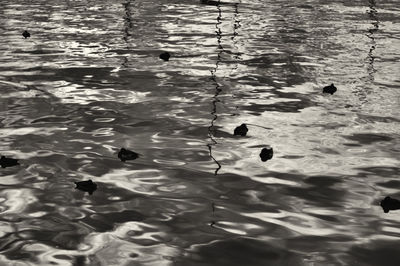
<box><xmin>1</xmin><ymin>0</ymin><xmax>400</xmax><ymax>265</ymax></box>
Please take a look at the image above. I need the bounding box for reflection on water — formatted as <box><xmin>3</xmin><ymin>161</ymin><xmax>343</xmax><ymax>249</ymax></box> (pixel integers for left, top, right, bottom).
<box><xmin>358</xmin><ymin>0</ymin><xmax>380</xmax><ymax>102</ymax></box>
<box><xmin>207</xmin><ymin>0</ymin><xmax>224</xmax><ymax>176</ymax></box>
<box><xmin>366</xmin><ymin>0</ymin><xmax>379</xmax><ymax>72</ymax></box>
<box><xmin>0</xmin><ymin>0</ymin><xmax>400</xmax><ymax>265</ymax></box>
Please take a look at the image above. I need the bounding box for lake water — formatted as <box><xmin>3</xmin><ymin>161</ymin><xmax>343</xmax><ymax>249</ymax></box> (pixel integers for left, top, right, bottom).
<box><xmin>0</xmin><ymin>0</ymin><xmax>399</xmax><ymax>265</ymax></box>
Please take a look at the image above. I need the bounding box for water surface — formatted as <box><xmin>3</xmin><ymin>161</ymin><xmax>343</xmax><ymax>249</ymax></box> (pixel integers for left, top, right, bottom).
<box><xmin>0</xmin><ymin>0</ymin><xmax>399</xmax><ymax>265</ymax></box>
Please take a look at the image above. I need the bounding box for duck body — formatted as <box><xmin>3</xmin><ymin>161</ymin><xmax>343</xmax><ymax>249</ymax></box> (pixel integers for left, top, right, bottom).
<box><xmin>159</xmin><ymin>52</ymin><xmax>170</xmax><ymax>61</ymax></box>
<box><xmin>75</xmin><ymin>180</ymin><xmax>97</xmax><ymax>195</ymax></box>
<box><xmin>201</xmin><ymin>0</ymin><xmax>220</xmax><ymax>6</ymax></box>
<box><xmin>234</xmin><ymin>124</ymin><xmax>248</xmax><ymax>136</ymax></box>
<box><xmin>118</xmin><ymin>148</ymin><xmax>139</xmax><ymax>162</ymax></box>
<box><xmin>260</xmin><ymin>147</ymin><xmax>273</xmax><ymax>162</ymax></box>
<box><xmin>322</xmin><ymin>83</ymin><xmax>337</xmax><ymax>95</ymax></box>
<box><xmin>200</xmin><ymin>0</ymin><xmax>231</xmax><ymax>6</ymax></box>
<box><xmin>380</xmin><ymin>196</ymin><xmax>400</xmax><ymax>213</ymax></box>
<box><xmin>22</xmin><ymin>30</ymin><xmax>30</xmax><ymax>39</ymax></box>
<box><xmin>0</xmin><ymin>156</ymin><xmax>19</xmax><ymax>168</ymax></box>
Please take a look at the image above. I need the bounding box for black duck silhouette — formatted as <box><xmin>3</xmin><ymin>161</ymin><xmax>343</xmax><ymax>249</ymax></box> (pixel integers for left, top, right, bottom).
<box><xmin>201</xmin><ymin>0</ymin><xmax>219</xmax><ymax>5</ymax></box>
<box><xmin>159</xmin><ymin>52</ymin><xmax>170</xmax><ymax>61</ymax></box>
<box><xmin>0</xmin><ymin>156</ymin><xmax>19</xmax><ymax>168</ymax></box>
<box><xmin>234</xmin><ymin>124</ymin><xmax>248</xmax><ymax>136</ymax></box>
<box><xmin>118</xmin><ymin>148</ymin><xmax>139</xmax><ymax>162</ymax></box>
<box><xmin>75</xmin><ymin>180</ymin><xmax>97</xmax><ymax>195</ymax></box>
<box><xmin>380</xmin><ymin>196</ymin><xmax>400</xmax><ymax>213</ymax></box>
<box><xmin>22</xmin><ymin>30</ymin><xmax>30</xmax><ymax>39</ymax></box>
<box><xmin>200</xmin><ymin>0</ymin><xmax>227</xmax><ymax>6</ymax></box>
<box><xmin>322</xmin><ymin>83</ymin><xmax>337</xmax><ymax>95</ymax></box>
<box><xmin>260</xmin><ymin>147</ymin><xmax>273</xmax><ymax>162</ymax></box>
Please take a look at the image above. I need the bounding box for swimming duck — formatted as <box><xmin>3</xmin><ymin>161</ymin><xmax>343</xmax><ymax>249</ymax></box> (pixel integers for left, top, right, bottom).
<box><xmin>322</xmin><ymin>83</ymin><xmax>337</xmax><ymax>95</ymax></box>
<box><xmin>234</xmin><ymin>123</ymin><xmax>248</xmax><ymax>136</ymax></box>
<box><xmin>118</xmin><ymin>148</ymin><xmax>139</xmax><ymax>162</ymax></box>
<box><xmin>260</xmin><ymin>147</ymin><xmax>273</xmax><ymax>162</ymax></box>
<box><xmin>380</xmin><ymin>196</ymin><xmax>400</xmax><ymax>213</ymax></box>
<box><xmin>0</xmin><ymin>156</ymin><xmax>20</xmax><ymax>168</ymax></box>
<box><xmin>74</xmin><ymin>180</ymin><xmax>97</xmax><ymax>195</ymax></box>
<box><xmin>159</xmin><ymin>52</ymin><xmax>170</xmax><ymax>61</ymax></box>
<box><xmin>200</xmin><ymin>0</ymin><xmax>223</xmax><ymax>6</ymax></box>
<box><xmin>22</xmin><ymin>30</ymin><xmax>30</xmax><ymax>39</ymax></box>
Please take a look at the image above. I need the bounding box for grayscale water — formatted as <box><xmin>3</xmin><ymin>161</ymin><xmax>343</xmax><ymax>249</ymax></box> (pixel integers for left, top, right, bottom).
<box><xmin>0</xmin><ymin>0</ymin><xmax>399</xmax><ymax>265</ymax></box>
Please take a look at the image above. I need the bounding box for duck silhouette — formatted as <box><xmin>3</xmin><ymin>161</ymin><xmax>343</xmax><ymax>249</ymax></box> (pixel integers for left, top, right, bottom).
<box><xmin>0</xmin><ymin>156</ymin><xmax>20</xmax><ymax>168</ymax></box>
<box><xmin>260</xmin><ymin>147</ymin><xmax>273</xmax><ymax>162</ymax></box>
<box><xmin>74</xmin><ymin>180</ymin><xmax>97</xmax><ymax>195</ymax></box>
<box><xmin>380</xmin><ymin>196</ymin><xmax>400</xmax><ymax>213</ymax></box>
<box><xmin>200</xmin><ymin>0</ymin><xmax>224</xmax><ymax>6</ymax></box>
<box><xmin>159</xmin><ymin>52</ymin><xmax>170</xmax><ymax>61</ymax></box>
<box><xmin>322</xmin><ymin>83</ymin><xmax>337</xmax><ymax>95</ymax></box>
<box><xmin>234</xmin><ymin>124</ymin><xmax>248</xmax><ymax>136</ymax></box>
<box><xmin>118</xmin><ymin>148</ymin><xmax>139</xmax><ymax>162</ymax></box>
<box><xmin>22</xmin><ymin>30</ymin><xmax>30</xmax><ymax>39</ymax></box>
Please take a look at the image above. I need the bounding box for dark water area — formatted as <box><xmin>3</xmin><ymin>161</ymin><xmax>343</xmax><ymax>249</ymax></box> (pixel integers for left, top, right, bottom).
<box><xmin>0</xmin><ymin>0</ymin><xmax>399</xmax><ymax>265</ymax></box>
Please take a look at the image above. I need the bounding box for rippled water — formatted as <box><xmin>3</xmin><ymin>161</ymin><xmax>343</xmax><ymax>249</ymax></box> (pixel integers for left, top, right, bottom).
<box><xmin>1</xmin><ymin>0</ymin><xmax>399</xmax><ymax>265</ymax></box>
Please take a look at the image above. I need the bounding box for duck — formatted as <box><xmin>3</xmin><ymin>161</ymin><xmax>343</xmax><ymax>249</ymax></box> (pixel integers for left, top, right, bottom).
<box><xmin>0</xmin><ymin>156</ymin><xmax>20</xmax><ymax>168</ymax></box>
<box><xmin>380</xmin><ymin>196</ymin><xmax>400</xmax><ymax>213</ymax></box>
<box><xmin>322</xmin><ymin>83</ymin><xmax>337</xmax><ymax>95</ymax></box>
<box><xmin>22</xmin><ymin>30</ymin><xmax>30</xmax><ymax>39</ymax></box>
<box><xmin>159</xmin><ymin>52</ymin><xmax>170</xmax><ymax>61</ymax></box>
<box><xmin>118</xmin><ymin>148</ymin><xmax>139</xmax><ymax>162</ymax></box>
<box><xmin>234</xmin><ymin>123</ymin><xmax>248</xmax><ymax>136</ymax></box>
<box><xmin>260</xmin><ymin>147</ymin><xmax>273</xmax><ymax>162</ymax></box>
<box><xmin>74</xmin><ymin>180</ymin><xmax>97</xmax><ymax>195</ymax></box>
<box><xmin>200</xmin><ymin>0</ymin><xmax>225</xmax><ymax>6</ymax></box>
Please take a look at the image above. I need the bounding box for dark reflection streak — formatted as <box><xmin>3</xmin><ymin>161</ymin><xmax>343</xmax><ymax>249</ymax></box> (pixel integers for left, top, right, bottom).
<box><xmin>366</xmin><ymin>0</ymin><xmax>379</xmax><ymax>83</ymax></box>
<box><xmin>216</xmin><ymin>6</ymin><xmax>223</xmax><ymax>50</ymax></box>
<box><xmin>121</xmin><ymin>57</ymin><xmax>128</xmax><ymax>68</ymax></box>
<box><xmin>123</xmin><ymin>0</ymin><xmax>134</xmax><ymax>44</ymax></box>
<box><xmin>356</xmin><ymin>0</ymin><xmax>379</xmax><ymax>101</ymax></box>
<box><xmin>232</xmin><ymin>3</ymin><xmax>240</xmax><ymax>45</ymax></box>
<box><xmin>230</xmin><ymin>3</ymin><xmax>241</xmax><ymax>66</ymax></box>
<box><xmin>230</xmin><ymin>3</ymin><xmax>241</xmax><ymax>116</ymax></box>
<box><xmin>210</xmin><ymin>202</ymin><xmax>216</xmax><ymax>227</ymax></box>
<box><xmin>122</xmin><ymin>0</ymin><xmax>134</xmax><ymax>68</ymax></box>
<box><xmin>207</xmin><ymin>73</ymin><xmax>222</xmax><ymax>175</ymax></box>
<box><xmin>207</xmin><ymin>1</ymin><xmax>223</xmax><ymax>176</ymax></box>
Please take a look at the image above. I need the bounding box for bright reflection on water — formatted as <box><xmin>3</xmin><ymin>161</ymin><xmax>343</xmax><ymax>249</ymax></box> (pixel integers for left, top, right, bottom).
<box><xmin>0</xmin><ymin>0</ymin><xmax>399</xmax><ymax>265</ymax></box>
